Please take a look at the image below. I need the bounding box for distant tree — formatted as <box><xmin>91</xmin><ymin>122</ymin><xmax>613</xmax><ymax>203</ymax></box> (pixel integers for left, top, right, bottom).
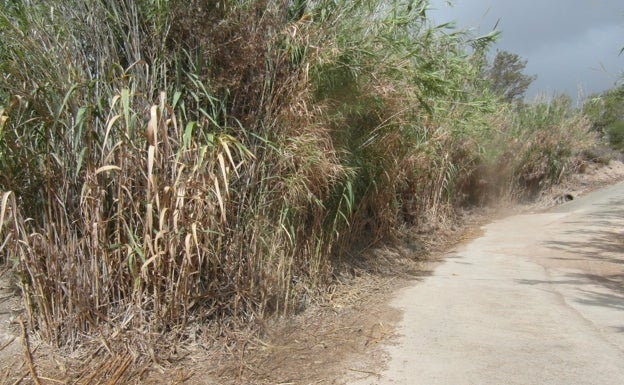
<box><xmin>484</xmin><ymin>50</ymin><xmax>536</xmax><ymax>103</ymax></box>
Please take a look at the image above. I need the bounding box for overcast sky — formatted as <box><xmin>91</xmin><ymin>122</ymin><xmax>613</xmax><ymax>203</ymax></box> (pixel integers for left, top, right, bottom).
<box><xmin>428</xmin><ymin>0</ymin><xmax>624</xmax><ymax>104</ymax></box>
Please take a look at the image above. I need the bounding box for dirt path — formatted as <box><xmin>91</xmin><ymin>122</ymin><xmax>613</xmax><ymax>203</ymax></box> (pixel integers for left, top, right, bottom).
<box><xmin>0</xmin><ymin>270</ymin><xmax>23</xmax><ymax>383</ymax></box>
<box><xmin>345</xmin><ymin>181</ymin><xmax>624</xmax><ymax>385</ymax></box>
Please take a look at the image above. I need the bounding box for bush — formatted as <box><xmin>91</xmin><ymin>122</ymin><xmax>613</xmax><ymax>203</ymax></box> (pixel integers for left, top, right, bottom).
<box><xmin>484</xmin><ymin>96</ymin><xmax>593</xmax><ymax>198</ymax></box>
<box><xmin>606</xmin><ymin>120</ymin><xmax>624</xmax><ymax>150</ymax></box>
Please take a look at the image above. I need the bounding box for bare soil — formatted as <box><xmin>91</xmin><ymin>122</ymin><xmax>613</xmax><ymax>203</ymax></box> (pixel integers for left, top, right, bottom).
<box><xmin>2</xmin><ymin>159</ymin><xmax>624</xmax><ymax>385</ymax></box>
<box><xmin>0</xmin><ymin>268</ymin><xmax>26</xmax><ymax>384</ymax></box>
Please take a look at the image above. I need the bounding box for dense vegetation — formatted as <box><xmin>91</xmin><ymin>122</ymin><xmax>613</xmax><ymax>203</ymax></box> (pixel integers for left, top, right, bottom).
<box><xmin>584</xmin><ymin>84</ymin><xmax>624</xmax><ymax>150</ymax></box>
<box><xmin>0</xmin><ymin>0</ymin><xmax>596</xmax><ymax>360</ymax></box>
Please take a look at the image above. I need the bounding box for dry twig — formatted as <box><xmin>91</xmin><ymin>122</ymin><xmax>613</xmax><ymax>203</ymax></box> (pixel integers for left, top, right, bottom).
<box><xmin>18</xmin><ymin>316</ymin><xmax>41</xmax><ymax>385</ymax></box>
<box><xmin>0</xmin><ymin>335</ymin><xmax>15</xmax><ymax>352</ymax></box>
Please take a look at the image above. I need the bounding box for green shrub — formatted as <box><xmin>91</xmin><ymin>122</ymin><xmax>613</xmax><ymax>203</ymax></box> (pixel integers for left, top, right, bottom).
<box><xmin>606</xmin><ymin>120</ymin><xmax>624</xmax><ymax>150</ymax></box>
<box><xmin>483</xmin><ymin>96</ymin><xmax>593</xmax><ymax>198</ymax></box>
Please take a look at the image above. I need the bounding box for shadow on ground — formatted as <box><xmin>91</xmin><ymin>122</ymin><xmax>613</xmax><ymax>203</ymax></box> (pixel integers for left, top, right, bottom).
<box><xmin>515</xmin><ymin>194</ymin><xmax>624</xmax><ymax>331</ymax></box>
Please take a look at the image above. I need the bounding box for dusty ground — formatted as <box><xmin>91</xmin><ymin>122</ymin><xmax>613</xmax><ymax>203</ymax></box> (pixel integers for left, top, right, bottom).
<box><xmin>0</xmin><ymin>268</ymin><xmax>22</xmax><ymax>383</ymax></box>
<box><xmin>1</xmin><ymin>159</ymin><xmax>624</xmax><ymax>385</ymax></box>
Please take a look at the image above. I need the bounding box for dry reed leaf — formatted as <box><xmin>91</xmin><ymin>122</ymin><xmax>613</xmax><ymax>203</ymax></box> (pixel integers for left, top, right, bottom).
<box><xmin>158</xmin><ymin>208</ymin><xmax>168</xmax><ymax>231</ymax></box>
<box><xmin>147</xmin><ymin>145</ymin><xmax>155</xmax><ymax>186</ymax></box>
<box><xmin>100</xmin><ymin>115</ymin><xmax>121</xmax><ymax>163</ymax></box>
<box><xmin>217</xmin><ymin>153</ymin><xmax>229</xmax><ymax>195</ymax></box>
<box><xmin>0</xmin><ymin>191</ymin><xmax>17</xmax><ymax>258</ymax></box>
<box><xmin>0</xmin><ymin>191</ymin><xmax>15</xmax><ymax>233</ymax></box>
<box><xmin>146</xmin><ymin>105</ymin><xmax>158</xmax><ymax>147</ymax></box>
<box><xmin>219</xmin><ymin>137</ymin><xmax>239</xmax><ymax>177</ymax></box>
<box><xmin>0</xmin><ymin>110</ymin><xmax>7</xmax><ymax>132</ymax></box>
<box><xmin>103</xmin><ymin>140</ymin><xmax>124</xmax><ymax>165</ymax></box>
<box><xmin>146</xmin><ymin>203</ymin><xmax>153</xmax><ymax>231</ymax></box>
<box><xmin>184</xmin><ymin>233</ymin><xmax>192</xmax><ymax>264</ymax></box>
<box><xmin>214</xmin><ymin>178</ymin><xmax>226</xmax><ymax>223</ymax></box>
<box><xmin>191</xmin><ymin>223</ymin><xmax>200</xmax><ymax>256</ymax></box>
<box><xmin>173</xmin><ymin>184</ymin><xmax>186</xmax><ymax>233</ymax></box>
<box><xmin>141</xmin><ymin>254</ymin><xmax>158</xmax><ymax>280</ymax></box>
<box><xmin>94</xmin><ymin>165</ymin><xmax>122</xmax><ymax>175</ymax></box>
<box><xmin>0</xmin><ymin>96</ymin><xmax>21</xmax><ymax>133</ymax></box>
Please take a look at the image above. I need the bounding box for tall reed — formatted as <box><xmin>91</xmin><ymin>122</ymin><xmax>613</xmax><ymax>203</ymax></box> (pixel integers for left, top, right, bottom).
<box><xmin>0</xmin><ymin>0</ymin><xmax>595</xmax><ymax>357</ymax></box>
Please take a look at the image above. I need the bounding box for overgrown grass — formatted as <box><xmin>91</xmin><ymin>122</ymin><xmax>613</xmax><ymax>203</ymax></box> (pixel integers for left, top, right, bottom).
<box><xmin>471</xmin><ymin>96</ymin><xmax>594</xmax><ymax>200</ymax></box>
<box><xmin>0</xmin><ymin>0</ymin><xmax>595</xmax><ymax>365</ymax></box>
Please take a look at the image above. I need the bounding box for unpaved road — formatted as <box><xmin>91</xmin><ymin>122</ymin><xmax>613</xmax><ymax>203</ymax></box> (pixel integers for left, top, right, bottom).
<box><xmin>347</xmin><ymin>181</ymin><xmax>624</xmax><ymax>385</ymax></box>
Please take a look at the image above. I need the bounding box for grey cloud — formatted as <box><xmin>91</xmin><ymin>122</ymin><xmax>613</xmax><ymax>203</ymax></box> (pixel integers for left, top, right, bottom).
<box><xmin>428</xmin><ymin>0</ymin><xmax>624</xmax><ymax>100</ymax></box>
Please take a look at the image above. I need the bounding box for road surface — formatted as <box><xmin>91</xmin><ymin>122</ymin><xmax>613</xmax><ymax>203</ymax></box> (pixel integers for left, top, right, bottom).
<box><xmin>348</xmin><ymin>182</ymin><xmax>624</xmax><ymax>385</ymax></box>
